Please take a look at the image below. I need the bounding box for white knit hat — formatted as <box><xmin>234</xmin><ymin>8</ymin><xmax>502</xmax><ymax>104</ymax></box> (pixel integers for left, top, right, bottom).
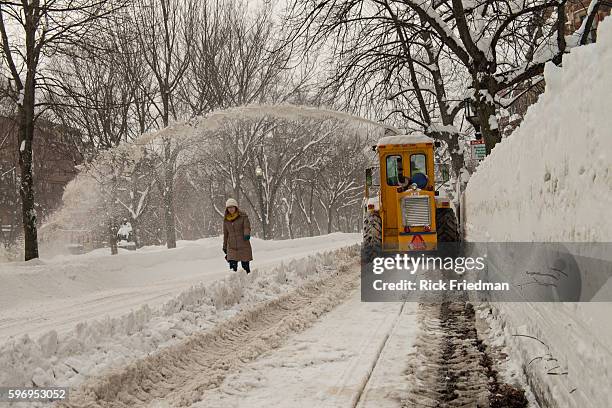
<box><xmin>225</xmin><ymin>198</ymin><xmax>238</xmax><ymax>208</ymax></box>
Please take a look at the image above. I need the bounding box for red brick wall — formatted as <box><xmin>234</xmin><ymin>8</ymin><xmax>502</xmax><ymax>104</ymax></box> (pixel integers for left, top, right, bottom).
<box><xmin>566</xmin><ymin>0</ymin><xmax>611</xmax><ymax>39</ymax></box>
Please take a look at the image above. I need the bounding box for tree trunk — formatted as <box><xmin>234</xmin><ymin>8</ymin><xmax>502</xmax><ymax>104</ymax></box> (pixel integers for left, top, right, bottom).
<box><xmin>474</xmin><ymin>77</ymin><xmax>502</xmax><ymax>155</ymax></box>
<box><xmin>326</xmin><ymin>206</ymin><xmax>333</xmax><ymax>234</ymax></box>
<box><xmin>261</xmin><ymin>217</ymin><xmax>269</xmax><ymax>240</ymax></box>
<box><xmin>286</xmin><ymin>210</ymin><xmax>294</xmax><ymax>239</ymax></box>
<box><xmin>477</xmin><ymin>99</ymin><xmax>502</xmax><ymax>155</ymax></box>
<box><xmin>445</xmin><ymin>136</ymin><xmax>464</xmax><ymax>180</ymax></box>
<box><xmin>160</xmin><ymin>84</ymin><xmax>177</xmax><ymax>248</ymax></box>
<box><xmin>130</xmin><ymin>217</ymin><xmax>140</xmax><ymax>249</ymax></box>
<box><xmin>304</xmin><ymin>185</ymin><xmax>314</xmax><ymax>237</ymax></box>
<box><xmin>256</xmin><ymin>181</ymin><xmax>269</xmax><ymax>240</ymax></box>
<box><xmin>17</xmin><ymin>81</ymin><xmax>38</xmax><ymax>261</ymax></box>
<box><xmin>109</xmin><ymin>220</ymin><xmax>118</xmax><ymax>255</ymax></box>
<box><xmin>164</xmin><ymin>167</ymin><xmax>177</xmax><ymax>249</ymax></box>
<box><xmin>234</xmin><ymin>177</ymin><xmax>241</xmax><ymax>202</ymax></box>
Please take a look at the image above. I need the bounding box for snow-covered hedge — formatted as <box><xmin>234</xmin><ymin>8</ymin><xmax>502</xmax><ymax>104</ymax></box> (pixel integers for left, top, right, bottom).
<box><xmin>464</xmin><ymin>18</ymin><xmax>612</xmax><ymax>408</ymax></box>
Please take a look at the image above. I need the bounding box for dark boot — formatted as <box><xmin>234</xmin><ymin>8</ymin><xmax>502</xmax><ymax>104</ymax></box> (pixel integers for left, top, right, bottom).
<box><xmin>241</xmin><ymin>261</ymin><xmax>250</xmax><ymax>274</ymax></box>
<box><xmin>228</xmin><ymin>260</ymin><xmax>238</xmax><ymax>271</ymax></box>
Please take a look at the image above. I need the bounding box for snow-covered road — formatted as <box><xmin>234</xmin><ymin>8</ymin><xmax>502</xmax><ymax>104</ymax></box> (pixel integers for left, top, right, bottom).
<box><xmin>0</xmin><ymin>233</ymin><xmax>360</xmax><ymax>342</ymax></box>
<box><xmin>189</xmin><ymin>292</ymin><xmax>418</xmax><ymax>408</ymax></box>
<box><xmin>181</xmin><ymin>291</ymin><xmax>529</xmax><ymax>408</ymax></box>
<box><xmin>59</xmin><ymin>252</ymin><xmax>365</xmax><ymax>407</ymax></box>
<box><xmin>1</xmin><ymin>236</ymin><xmax>534</xmax><ymax>407</ymax></box>
<box><xmin>1</xmin><ymin>235</ymin><xmax>367</xmax><ymax>403</ymax></box>
<box><xmin>53</xmin><ymin>258</ymin><xmax>425</xmax><ymax>408</ymax></box>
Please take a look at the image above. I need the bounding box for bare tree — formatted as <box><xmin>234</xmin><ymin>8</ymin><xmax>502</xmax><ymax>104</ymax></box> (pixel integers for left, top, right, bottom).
<box><xmin>245</xmin><ymin>120</ymin><xmax>330</xmax><ymax>239</ymax></box>
<box><xmin>279</xmin><ymin>179</ymin><xmax>297</xmax><ymax>239</ymax></box>
<box><xmin>180</xmin><ymin>0</ymin><xmax>290</xmax><ymax>114</ymax></box>
<box><xmin>131</xmin><ymin>0</ymin><xmax>197</xmax><ymax>248</ymax></box>
<box><xmin>286</xmin><ymin>0</ymin><xmax>601</xmax><ymax>157</ymax></box>
<box><xmin>48</xmin><ymin>48</ymin><xmax>136</xmax><ymax>153</ymax></box>
<box><xmin>78</xmin><ymin>145</ymin><xmax>137</xmax><ymax>254</ymax></box>
<box><xmin>295</xmin><ymin>175</ymin><xmax>321</xmax><ymax>237</ymax></box>
<box><xmin>0</xmin><ymin>0</ymin><xmax>126</xmax><ymax>260</ymax></box>
<box><xmin>115</xmin><ymin>151</ymin><xmax>156</xmax><ymax>248</ymax></box>
<box><xmin>314</xmin><ymin>137</ymin><xmax>365</xmax><ymax>234</ymax></box>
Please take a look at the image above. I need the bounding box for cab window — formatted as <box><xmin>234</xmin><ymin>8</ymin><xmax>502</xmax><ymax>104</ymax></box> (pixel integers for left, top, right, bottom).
<box><xmin>386</xmin><ymin>155</ymin><xmax>403</xmax><ymax>186</ymax></box>
<box><xmin>410</xmin><ymin>154</ymin><xmax>427</xmax><ymax>176</ymax></box>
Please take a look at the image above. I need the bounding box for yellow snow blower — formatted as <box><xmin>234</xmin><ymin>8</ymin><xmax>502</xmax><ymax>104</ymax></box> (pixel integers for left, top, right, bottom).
<box><xmin>363</xmin><ymin>134</ymin><xmax>459</xmax><ymax>260</ymax></box>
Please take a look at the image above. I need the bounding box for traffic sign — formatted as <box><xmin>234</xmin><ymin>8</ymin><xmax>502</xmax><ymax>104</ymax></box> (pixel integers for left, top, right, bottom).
<box><xmin>470</xmin><ymin>139</ymin><xmax>486</xmax><ymax>160</ymax></box>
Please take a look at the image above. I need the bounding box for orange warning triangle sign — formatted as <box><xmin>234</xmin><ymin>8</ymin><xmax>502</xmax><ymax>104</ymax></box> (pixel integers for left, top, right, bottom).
<box><xmin>411</xmin><ymin>234</ymin><xmax>426</xmax><ymax>250</ymax></box>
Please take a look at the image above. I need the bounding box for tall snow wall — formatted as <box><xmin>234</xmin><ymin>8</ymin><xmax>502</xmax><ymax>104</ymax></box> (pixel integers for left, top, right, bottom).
<box><xmin>463</xmin><ymin>18</ymin><xmax>612</xmax><ymax>408</ymax></box>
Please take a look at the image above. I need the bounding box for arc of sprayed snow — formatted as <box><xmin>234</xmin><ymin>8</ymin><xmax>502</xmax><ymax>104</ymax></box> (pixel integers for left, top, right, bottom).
<box><xmin>134</xmin><ymin>103</ymin><xmax>401</xmax><ymax>146</ymax></box>
<box><xmin>42</xmin><ymin>105</ymin><xmax>397</xmax><ymax>238</ymax></box>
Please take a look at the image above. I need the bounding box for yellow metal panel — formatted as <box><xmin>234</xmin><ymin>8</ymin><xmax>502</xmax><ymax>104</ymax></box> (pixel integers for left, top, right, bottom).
<box><xmin>377</xmin><ymin>141</ymin><xmax>437</xmax><ymax>252</ymax></box>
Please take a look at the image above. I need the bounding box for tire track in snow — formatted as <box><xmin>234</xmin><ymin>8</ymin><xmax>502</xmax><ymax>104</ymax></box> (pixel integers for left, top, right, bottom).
<box><xmin>402</xmin><ymin>300</ymin><xmax>489</xmax><ymax>407</ymax></box>
<box><xmin>401</xmin><ymin>297</ymin><xmax>528</xmax><ymax>408</ymax></box>
<box><xmin>351</xmin><ymin>302</ymin><xmax>406</xmax><ymax>408</ymax></box>
<box><xmin>58</xmin><ymin>261</ymin><xmax>359</xmax><ymax>408</ymax></box>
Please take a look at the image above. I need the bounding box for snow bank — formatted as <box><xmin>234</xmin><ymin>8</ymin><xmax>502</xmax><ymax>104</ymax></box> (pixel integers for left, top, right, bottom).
<box><xmin>464</xmin><ymin>18</ymin><xmax>612</xmax><ymax>408</ymax></box>
<box><xmin>0</xmin><ymin>245</ymin><xmax>358</xmax><ymax>399</ymax></box>
<box><xmin>0</xmin><ymin>233</ymin><xmax>360</xmax><ymax>343</ymax></box>
<box><xmin>465</xmin><ymin>41</ymin><xmax>611</xmax><ymax>242</ymax></box>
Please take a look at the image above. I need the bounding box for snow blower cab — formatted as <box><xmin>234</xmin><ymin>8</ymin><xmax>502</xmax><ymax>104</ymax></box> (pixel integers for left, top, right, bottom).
<box><xmin>363</xmin><ymin>134</ymin><xmax>458</xmax><ymax>260</ymax></box>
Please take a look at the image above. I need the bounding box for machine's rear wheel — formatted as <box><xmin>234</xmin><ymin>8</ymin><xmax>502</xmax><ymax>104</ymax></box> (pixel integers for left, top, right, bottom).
<box><xmin>363</xmin><ymin>212</ymin><xmax>382</xmax><ymax>263</ymax></box>
<box><xmin>436</xmin><ymin>208</ymin><xmax>459</xmax><ymax>242</ymax></box>
<box><xmin>436</xmin><ymin>208</ymin><xmax>460</xmax><ymax>259</ymax></box>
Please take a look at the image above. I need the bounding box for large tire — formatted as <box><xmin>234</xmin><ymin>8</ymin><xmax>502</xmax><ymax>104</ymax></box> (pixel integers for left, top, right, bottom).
<box><xmin>436</xmin><ymin>207</ymin><xmax>460</xmax><ymax>260</ymax></box>
<box><xmin>363</xmin><ymin>212</ymin><xmax>382</xmax><ymax>263</ymax></box>
<box><xmin>436</xmin><ymin>207</ymin><xmax>459</xmax><ymax>242</ymax></box>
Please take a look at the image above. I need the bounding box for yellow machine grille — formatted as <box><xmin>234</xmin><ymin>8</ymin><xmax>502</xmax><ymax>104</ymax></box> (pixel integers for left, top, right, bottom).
<box><xmin>402</xmin><ymin>196</ymin><xmax>431</xmax><ymax>227</ymax></box>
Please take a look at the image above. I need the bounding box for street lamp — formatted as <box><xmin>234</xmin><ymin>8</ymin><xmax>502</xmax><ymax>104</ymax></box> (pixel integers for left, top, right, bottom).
<box><xmin>464</xmin><ymin>97</ymin><xmax>482</xmax><ymax>140</ymax></box>
<box><xmin>464</xmin><ymin>98</ymin><xmax>476</xmax><ymax>122</ymax></box>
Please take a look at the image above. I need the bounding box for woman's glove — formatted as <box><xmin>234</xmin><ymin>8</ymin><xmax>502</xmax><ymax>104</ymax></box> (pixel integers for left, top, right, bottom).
<box><xmin>223</xmin><ymin>248</ymin><xmax>227</xmax><ymax>254</ymax></box>
<box><xmin>244</xmin><ymin>235</ymin><xmax>250</xmax><ymax>241</ymax></box>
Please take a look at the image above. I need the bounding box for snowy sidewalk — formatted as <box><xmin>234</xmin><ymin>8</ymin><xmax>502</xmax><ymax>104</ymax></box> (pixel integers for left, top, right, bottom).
<box><xmin>2</xmin><ymin>244</ymin><xmax>362</xmax><ymax>400</ymax></box>
<box><xmin>187</xmin><ymin>291</ymin><xmax>417</xmax><ymax>408</ymax></box>
<box><xmin>0</xmin><ymin>233</ymin><xmax>360</xmax><ymax>342</ymax></box>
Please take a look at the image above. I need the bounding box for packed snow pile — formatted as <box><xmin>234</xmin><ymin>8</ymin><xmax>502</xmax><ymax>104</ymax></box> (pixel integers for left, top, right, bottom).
<box><xmin>0</xmin><ymin>233</ymin><xmax>360</xmax><ymax>342</ymax></box>
<box><xmin>464</xmin><ymin>17</ymin><xmax>612</xmax><ymax>408</ymax></box>
<box><xmin>465</xmin><ymin>26</ymin><xmax>611</xmax><ymax>243</ymax></box>
<box><xmin>0</xmin><ymin>245</ymin><xmax>358</xmax><ymax>398</ymax></box>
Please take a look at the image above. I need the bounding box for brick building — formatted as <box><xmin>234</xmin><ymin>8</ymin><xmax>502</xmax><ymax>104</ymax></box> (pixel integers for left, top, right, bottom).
<box><xmin>566</xmin><ymin>0</ymin><xmax>612</xmax><ymax>42</ymax></box>
<box><xmin>0</xmin><ymin>117</ymin><xmax>82</xmax><ymax>246</ymax></box>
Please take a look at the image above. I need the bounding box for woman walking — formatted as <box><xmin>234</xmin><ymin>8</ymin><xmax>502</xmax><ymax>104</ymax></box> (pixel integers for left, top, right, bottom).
<box><xmin>222</xmin><ymin>198</ymin><xmax>253</xmax><ymax>274</ymax></box>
